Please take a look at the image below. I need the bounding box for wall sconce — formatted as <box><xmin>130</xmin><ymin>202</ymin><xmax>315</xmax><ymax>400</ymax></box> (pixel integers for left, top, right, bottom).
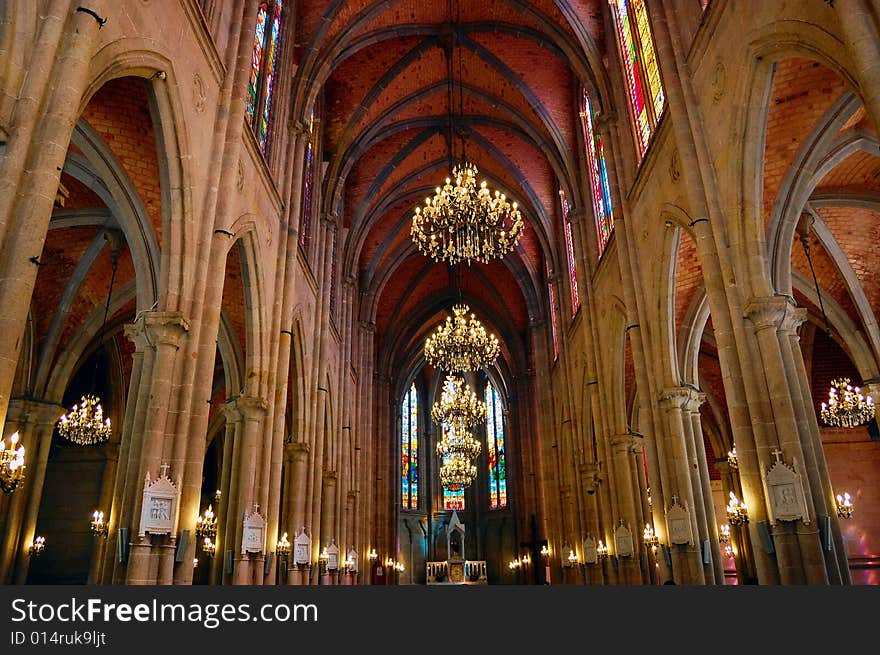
<box><xmin>726</xmin><ymin>491</ymin><xmax>748</xmax><ymax>526</ymax></box>
<box><xmin>727</xmin><ymin>446</ymin><xmax>738</xmax><ymax>469</ymax></box>
<box><xmin>836</xmin><ymin>492</ymin><xmax>854</xmax><ymax>519</ymax></box>
<box><xmin>522</xmin><ymin>553</ymin><xmax>530</xmax><ymax>566</ymax></box>
<box><xmin>201</xmin><ymin>537</ymin><xmax>216</xmax><ymax>557</ymax></box>
<box><xmin>368</xmin><ymin>548</ymin><xmax>378</xmax><ymax>562</ymax></box>
<box><xmin>508</xmin><ymin>558</ymin><xmax>521</xmax><ymax>570</ymax></box>
<box><xmin>195</xmin><ymin>505</ymin><xmax>217</xmax><ymax>539</ymax></box>
<box><xmin>394</xmin><ymin>561</ymin><xmax>405</xmax><ymax>573</ymax></box>
<box><xmin>597</xmin><ymin>540</ymin><xmax>608</xmax><ymax>560</ymax></box>
<box><xmin>643</xmin><ymin>523</ymin><xmax>659</xmax><ymax>549</ymax></box>
<box><xmin>214</xmin><ymin>489</ymin><xmax>222</xmax><ymax>503</ymax></box>
<box><xmin>29</xmin><ymin>536</ymin><xmax>45</xmax><ymax>557</ymax></box>
<box><xmin>193</xmin><ymin>558</ymin><xmax>199</xmax><ymax>568</ymax></box>
<box><xmin>566</xmin><ymin>549</ymin><xmax>578</xmax><ymax>568</ymax></box>
<box><xmin>90</xmin><ymin>510</ymin><xmax>108</xmax><ymax>537</ymax></box>
<box><xmin>719</xmin><ymin>523</ymin><xmax>731</xmax><ymax>543</ymax></box>
<box><xmin>277</xmin><ymin>532</ymin><xmax>291</xmax><ymax>555</ymax></box>
<box><xmin>723</xmin><ymin>544</ymin><xmax>735</xmax><ymax>559</ymax></box>
<box><xmin>540</xmin><ymin>545</ymin><xmax>550</xmax><ymax>559</ymax></box>
<box><xmin>0</xmin><ymin>430</ymin><xmax>26</xmax><ymax>493</ymax></box>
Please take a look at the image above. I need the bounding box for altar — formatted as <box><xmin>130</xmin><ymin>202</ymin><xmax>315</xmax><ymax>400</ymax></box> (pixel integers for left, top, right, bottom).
<box><xmin>425</xmin><ymin>511</ymin><xmax>488</xmax><ymax>585</ymax></box>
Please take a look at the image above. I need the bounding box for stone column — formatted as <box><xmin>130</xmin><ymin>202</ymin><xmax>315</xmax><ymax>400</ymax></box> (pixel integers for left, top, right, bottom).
<box><xmin>744</xmin><ymin>296</ymin><xmax>825</xmax><ymax>585</ymax></box>
<box><xmin>684</xmin><ymin>391</ymin><xmax>723</xmax><ymax>584</ymax></box>
<box><xmin>230</xmin><ymin>395</ymin><xmax>268</xmax><ymax>586</ymax></box>
<box><xmin>88</xmin><ymin>442</ymin><xmax>119</xmax><ymax>584</ymax></box>
<box><xmin>125</xmin><ymin>313</ymin><xmax>189</xmax><ymax>585</ymax></box>
<box><xmin>609</xmin><ymin>434</ymin><xmax>642</xmax><ymax>584</ymax></box>
<box><xmin>0</xmin><ymin>3</ymin><xmax>105</xmax><ymax>433</ymax></box>
<box><xmin>285</xmin><ymin>441</ymin><xmax>310</xmax><ymax>585</ymax></box>
<box><xmin>658</xmin><ymin>388</ymin><xmax>705</xmax><ymax>584</ymax></box>
<box><xmin>320</xmin><ymin>470</ymin><xmax>337</xmax><ymax>585</ymax></box>
<box><xmin>210</xmin><ymin>420</ymin><xmax>236</xmax><ymax>585</ymax></box>
<box><xmin>833</xmin><ymin>0</ymin><xmax>880</xmax><ymax>131</ymax></box>
<box><xmin>1</xmin><ymin>400</ymin><xmax>63</xmax><ymax>584</ymax></box>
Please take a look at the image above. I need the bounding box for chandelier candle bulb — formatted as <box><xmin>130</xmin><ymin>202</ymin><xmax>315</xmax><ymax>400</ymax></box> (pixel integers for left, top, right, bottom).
<box><xmin>424</xmin><ymin>304</ymin><xmax>500</xmax><ymax>373</ymax></box>
<box><xmin>820</xmin><ymin>378</ymin><xmax>874</xmax><ymax>428</ymax></box>
<box><xmin>0</xmin><ymin>432</ymin><xmax>26</xmax><ymax>493</ymax></box>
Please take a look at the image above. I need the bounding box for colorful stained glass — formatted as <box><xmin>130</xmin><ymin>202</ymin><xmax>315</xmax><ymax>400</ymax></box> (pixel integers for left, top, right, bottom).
<box><xmin>401</xmin><ymin>384</ymin><xmax>419</xmax><ymax>510</ymax></box>
<box><xmin>548</xmin><ymin>281</ymin><xmax>559</xmax><ymax>360</ymax></box>
<box><xmin>581</xmin><ymin>91</ymin><xmax>615</xmax><ymax>257</ymax></box>
<box><xmin>299</xmin><ymin>106</ymin><xmax>315</xmax><ymax>251</ymax></box>
<box><xmin>245</xmin><ymin>4</ymin><xmax>268</xmax><ymax>127</ymax></box>
<box><xmin>257</xmin><ymin>0</ymin><xmax>282</xmax><ymax>153</ymax></box>
<box><xmin>443</xmin><ymin>475</ymin><xmax>465</xmax><ymax>510</ymax></box>
<box><xmin>610</xmin><ymin>0</ymin><xmax>665</xmax><ymax>157</ymax></box>
<box><xmin>560</xmin><ymin>190</ymin><xmax>579</xmax><ymax>315</ymax></box>
<box><xmin>486</xmin><ymin>383</ymin><xmax>507</xmax><ymax>509</ymax></box>
<box><xmin>632</xmin><ymin>0</ymin><xmax>665</xmax><ymax>119</ymax></box>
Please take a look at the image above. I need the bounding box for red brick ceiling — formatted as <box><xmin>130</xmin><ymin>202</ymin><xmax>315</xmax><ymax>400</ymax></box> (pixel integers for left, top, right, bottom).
<box><xmin>308</xmin><ymin>0</ymin><xmax>605</xmax><ymax>368</ymax></box>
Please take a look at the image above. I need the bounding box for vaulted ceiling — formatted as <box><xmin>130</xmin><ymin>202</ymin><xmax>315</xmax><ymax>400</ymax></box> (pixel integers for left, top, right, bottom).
<box><xmin>293</xmin><ymin>0</ymin><xmax>609</xmax><ymax>374</ymax></box>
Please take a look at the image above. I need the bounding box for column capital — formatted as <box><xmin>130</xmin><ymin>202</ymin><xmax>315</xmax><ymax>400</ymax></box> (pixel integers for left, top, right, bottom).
<box><xmin>126</xmin><ymin>311</ymin><xmax>189</xmax><ymax>348</ymax></box>
<box><xmin>683</xmin><ymin>389</ymin><xmax>706</xmax><ymax>413</ymax></box>
<box><xmin>610</xmin><ymin>433</ymin><xmax>637</xmax><ymax>452</ymax></box>
<box><xmin>323</xmin><ymin>470</ymin><xmax>338</xmax><ymax>485</ymax></box>
<box><xmin>743</xmin><ymin>295</ymin><xmax>796</xmax><ymax>333</ymax></box>
<box><xmin>359</xmin><ymin>321</ymin><xmax>376</xmax><ymax>334</ymax></box>
<box><xmin>234</xmin><ymin>395</ymin><xmax>268</xmax><ymax>421</ymax></box>
<box><xmin>320</xmin><ymin>212</ymin><xmax>338</xmax><ymax>228</ymax></box>
<box><xmin>285</xmin><ymin>440</ymin><xmax>310</xmax><ymax>461</ymax></box>
<box><xmin>658</xmin><ymin>386</ymin><xmax>691</xmax><ymax>409</ymax></box>
<box><xmin>568</xmin><ymin>209</ymin><xmax>589</xmax><ymax>225</ymax></box>
<box><xmin>593</xmin><ymin>111</ymin><xmax>618</xmax><ymax>133</ymax></box>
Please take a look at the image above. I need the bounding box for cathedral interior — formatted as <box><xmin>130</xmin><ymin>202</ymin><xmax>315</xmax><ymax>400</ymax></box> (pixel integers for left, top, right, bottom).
<box><xmin>0</xmin><ymin>0</ymin><xmax>879</xmax><ymax>587</ymax></box>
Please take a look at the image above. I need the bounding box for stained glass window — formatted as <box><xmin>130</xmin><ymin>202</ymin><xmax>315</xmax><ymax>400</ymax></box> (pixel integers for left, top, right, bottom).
<box><xmin>246</xmin><ymin>2</ymin><xmax>284</xmax><ymax>155</ymax></box>
<box><xmin>443</xmin><ymin>478</ymin><xmax>465</xmax><ymax>511</ymax></box>
<box><xmin>299</xmin><ymin>106</ymin><xmax>315</xmax><ymax>251</ymax></box>
<box><xmin>401</xmin><ymin>383</ymin><xmax>419</xmax><ymax>510</ymax></box>
<box><xmin>486</xmin><ymin>382</ymin><xmax>507</xmax><ymax>509</ymax></box>
<box><xmin>549</xmin><ymin>281</ymin><xmax>559</xmax><ymax>360</ymax></box>
<box><xmin>580</xmin><ymin>91</ymin><xmax>615</xmax><ymax>257</ymax></box>
<box><xmin>560</xmin><ymin>190</ymin><xmax>579</xmax><ymax>315</ymax></box>
<box><xmin>609</xmin><ymin>0</ymin><xmax>665</xmax><ymax>157</ymax></box>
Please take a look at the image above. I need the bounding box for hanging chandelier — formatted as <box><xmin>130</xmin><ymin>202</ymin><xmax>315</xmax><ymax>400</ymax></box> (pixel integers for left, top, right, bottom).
<box><xmin>820</xmin><ymin>378</ymin><xmax>875</xmax><ymax>428</ymax></box>
<box><xmin>436</xmin><ymin>422</ymin><xmax>482</xmax><ymax>462</ymax></box>
<box><xmin>58</xmin><ymin>239</ymin><xmax>119</xmax><ymax>446</ymax></box>
<box><xmin>431</xmin><ymin>375</ymin><xmax>486</xmax><ymax>427</ymax></box>
<box><xmin>0</xmin><ymin>431</ymin><xmax>26</xmax><ymax>493</ymax></box>
<box><xmin>58</xmin><ymin>394</ymin><xmax>112</xmax><ymax>446</ymax></box>
<box><xmin>410</xmin><ymin>161</ymin><xmax>524</xmax><ymax>266</ymax></box>
<box><xmin>439</xmin><ymin>452</ymin><xmax>478</xmax><ymax>491</ymax></box>
<box><xmin>424</xmin><ymin>304</ymin><xmax>500</xmax><ymax>373</ymax></box>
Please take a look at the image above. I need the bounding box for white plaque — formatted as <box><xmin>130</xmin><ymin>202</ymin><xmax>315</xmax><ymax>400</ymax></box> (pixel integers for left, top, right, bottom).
<box><xmin>241</xmin><ymin>509</ymin><xmax>266</xmax><ymax>555</ymax></box>
<box><xmin>327</xmin><ymin>541</ymin><xmax>340</xmax><ymax>571</ymax></box>
<box><xmin>139</xmin><ymin>466</ymin><xmax>180</xmax><ymax>537</ymax></box>
<box><xmin>294</xmin><ymin>528</ymin><xmax>311</xmax><ymax>565</ymax></box>
<box><xmin>764</xmin><ymin>451</ymin><xmax>808</xmax><ymax>524</ymax></box>
<box><xmin>614</xmin><ymin>523</ymin><xmax>634</xmax><ymax>557</ymax></box>
<box><xmin>666</xmin><ymin>500</ymin><xmax>693</xmax><ymax>545</ymax></box>
<box><xmin>582</xmin><ymin>536</ymin><xmax>598</xmax><ymax>564</ymax></box>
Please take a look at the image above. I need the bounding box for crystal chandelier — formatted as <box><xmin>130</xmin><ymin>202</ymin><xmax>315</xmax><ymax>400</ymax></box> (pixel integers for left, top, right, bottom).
<box><xmin>57</xmin><ymin>394</ymin><xmax>111</xmax><ymax>446</ymax></box>
<box><xmin>726</xmin><ymin>491</ymin><xmax>748</xmax><ymax>526</ymax></box>
<box><xmin>0</xmin><ymin>431</ymin><xmax>26</xmax><ymax>493</ymax></box>
<box><xmin>431</xmin><ymin>375</ymin><xmax>486</xmax><ymax>427</ymax></box>
<box><xmin>58</xmin><ymin>241</ymin><xmax>119</xmax><ymax>446</ymax></box>
<box><xmin>411</xmin><ymin>161</ymin><xmax>524</xmax><ymax>266</ymax></box>
<box><xmin>436</xmin><ymin>422</ymin><xmax>482</xmax><ymax>462</ymax></box>
<box><xmin>424</xmin><ymin>304</ymin><xmax>500</xmax><ymax>373</ymax></box>
<box><xmin>836</xmin><ymin>491</ymin><xmax>854</xmax><ymax>519</ymax></box>
<box><xmin>195</xmin><ymin>505</ymin><xmax>217</xmax><ymax>539</ymax></box>
<box><xmin>439</xmin><ymin>452</ymin><xmax>478</xmax><ymax>491</ymax></box>
<box><xmin>820</xmin><ymin>378</ymin><xmax>875</xmax><ymax>428</ymax></box>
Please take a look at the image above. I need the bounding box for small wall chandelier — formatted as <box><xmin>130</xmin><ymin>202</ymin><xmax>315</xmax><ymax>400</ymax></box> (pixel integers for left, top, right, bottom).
<box><xmin>643</xmin><ymin>523</ymin><xmax>659</xmax><ymax>548</ymax></box>
<box><xmin>201</xmin><ymin>537</ymin><xmax>216</xmax><ymax>557</ymax></box>
<box><xmin>820</xmin><ymin>378</ymin><xmax>874</xmax><ymax>428</ymax></box>
<box><xmin>0</xmin><ymin>431</ymin><xmax>26</xmax><ymax>493</ymax></box>
<box><xmin>726</xmin><ymin>491</ymin><xmax>748</xmax><ymax>526</ymax></box>
<box><xmin>411</xmin><ymin>161</ymin><xmax>524</xmax><ymax>266</ymax></box>
<box><xmin>58</xmin><ymin>240</ymin><xmax>119</xmax><ymax>446</ymax></box>
<box><xmin>719</xmin><ymin>523</ymin><xmax>731</xmax><ymax>544</ymax></box>
<box><xmin>29</xmin><ymin>536</ymin><xmax>46</xmax><ymax>557</ymax></box>
<box><xmin>277</xmin><ymin>532</ymin><xmax>291</xmax><ymax>555</ymax></box>
<box><xmin>90</xmin><ymin>510</ymin><xmax>108</xmax><ymax>537</ymax></box>
<box><xmin>836</xmin><ymin>491</ymin><xmax>854</xmax><ymax>519</ymax></box>
<box><xmin>727</xmin><ymin>445</ymin><xmax>738</xmax><ymax>469</ymax></box>
<box><xmin>431</xmin><ymin>375</ymin><xmax>486</xmax><ymax>427</ymax></box>
<box><xmin>424</xmin><ymin>304</ymin><xmax>500</xmax><ymax>373</ymax></box>
<box><xmin>195</xmin><ymin>505</ymin><xmax>217</xmax><ymax>539</ymax></box>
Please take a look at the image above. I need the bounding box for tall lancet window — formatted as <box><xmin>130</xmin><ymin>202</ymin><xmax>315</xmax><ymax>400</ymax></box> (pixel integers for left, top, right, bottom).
<box><xmin>609</xmin><ymin>0</ymin><xmax>665</xmax><ymax>157</ymax></box>
<box><xmin>299</xmin><ymin>106</ymin><xmax>316</xmax><ymax>251</ymax></box>
<box><xmin>401</xmin><ymin>383</ymin><xmax>419</xmax><ymax>510</ymax></box>
<box><xmin>485</xmin><ymin>382</ymin><xmax>507</xmax><ymax>509</ymax></box>
<box><xmin>580</xmin><ymin>91</ymin><xmax>615</xmax><ymax>257</ymax></box>
<box><xmin>246</xmin><ymin>1</ymin><xmax>283</xmax><ymax>154</ymax></box>
<box><xmin>559</xmin><ymin>190</ymin><xmax>579</xmax><ymax>315</ymax></box>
